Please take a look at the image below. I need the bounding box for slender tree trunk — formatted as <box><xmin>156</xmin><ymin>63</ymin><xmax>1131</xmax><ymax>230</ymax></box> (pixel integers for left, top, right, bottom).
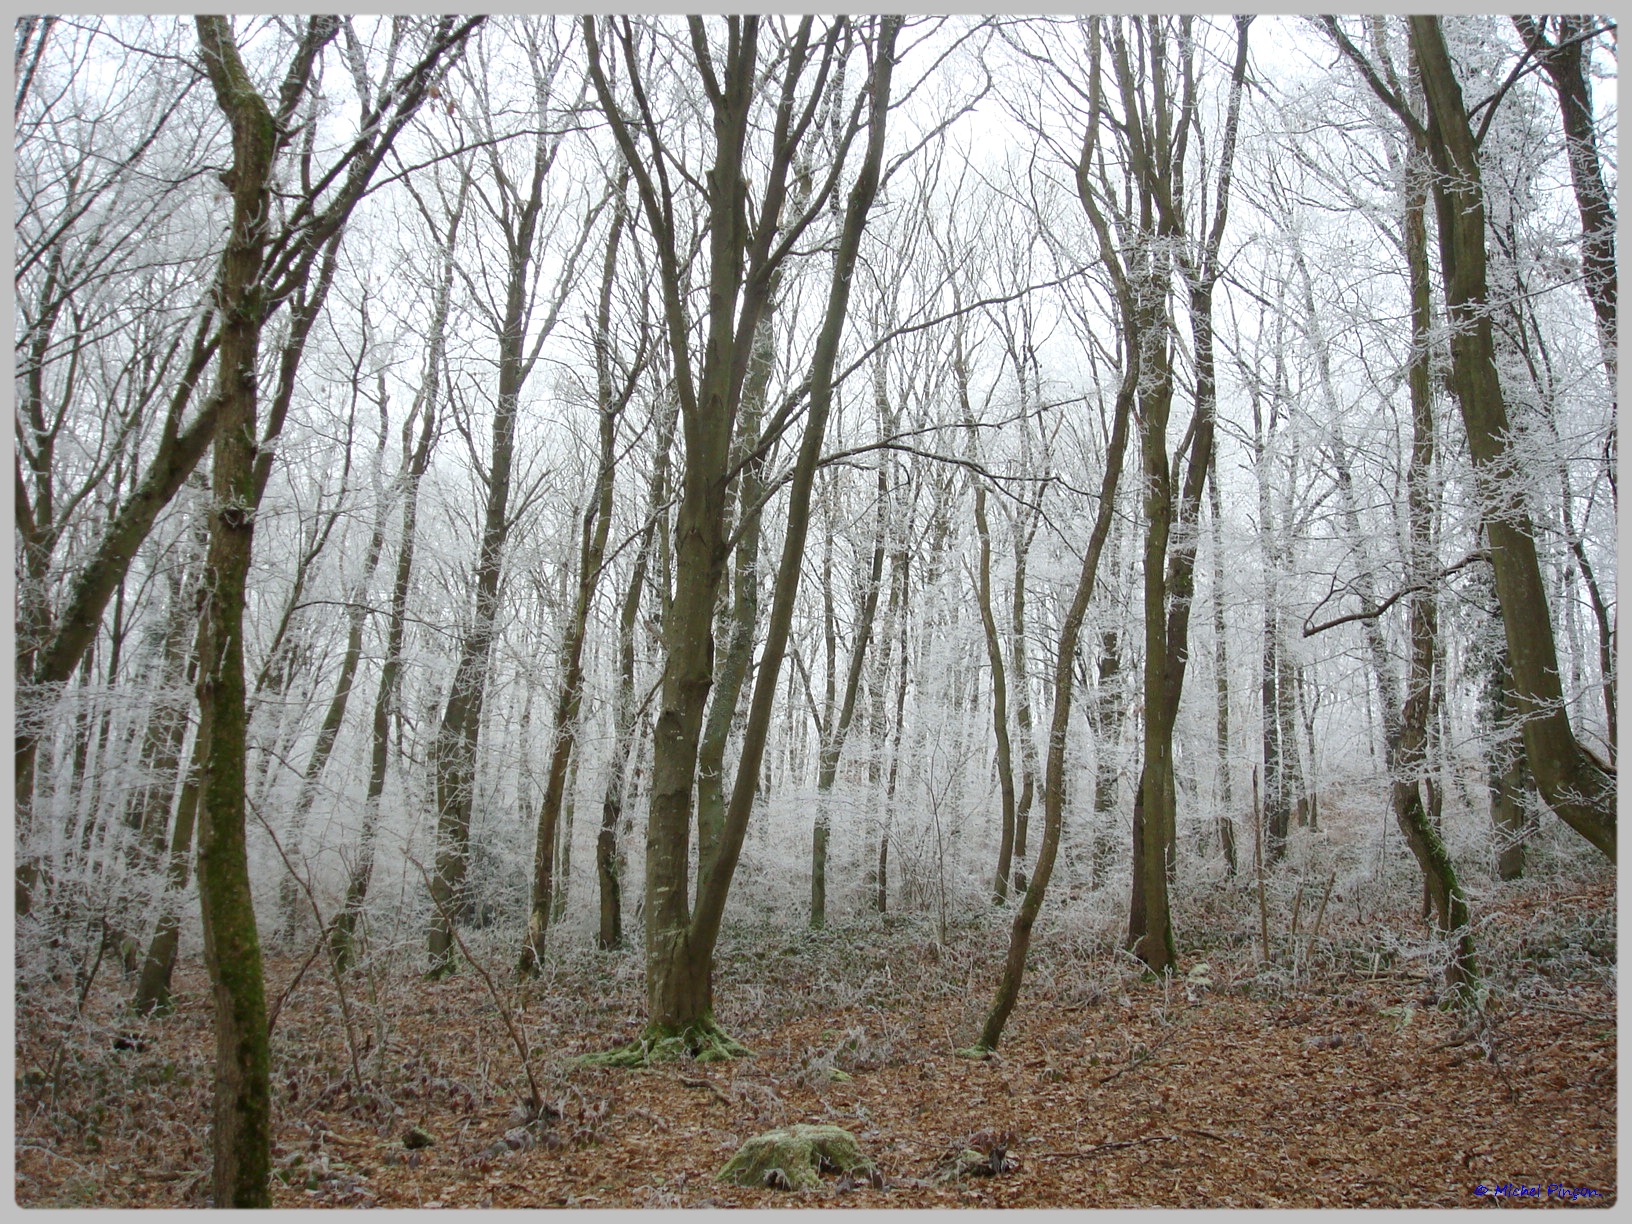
<box><xmin>329</xmin><ymin>217</ymin><xmax>462</xmax><ymax>975</ymax></box>
<box><xmin>1088</xmin><ymin>629</ymin><xmax>1124</xmax><ymax>888</ymax></box>
<box><xmin>1207</xmin><ymin>452</ymin><xmax>1236</xmax><ymax>873</ymax></box>
<box><xmin>596</xmin><ymin>397</ymin><xmax>677</xmax><ymax>952</ymax></box>
<box><xmin>975</xmin><ymin>342</ymin><xmax>1132</xmax><ymax>1052</ymax></box>
<box><xmin>278</xmin><ymin>383</ymin><xmax>389</xmax><ymax>940</ymax></box>
<box><xmin>955</xmin><ymin>316</ymin><xmax>1018</xmax><ymax>905</ymax></box>
<box><xmin>1512</xmin><ymin>16</ymin><xmax>1616</xmax><ymax>386</ymax></box>
<box><xmin>430</xmin><ymin>149</ymin><xmax>551</xmax><ymax>972</ymax></box>
<box><xmin>191</xmin><ymin>17</ymin><xmax>287</xmax><ymax>1204</ymax></box>
<box><xmin>876</xmin><ymin>547</ymin><xmax>912</xmax><ymax>914</ymax></box>
<box><xmin>522</xmin><ymin>184</ymin><xmax>628</xmax><ymax>974</ymax></box>
<box><xmin>123</xmin><ymin>473</ymin><xmax>208</xmax><ymax>868</ymax></box>
<box><xmin>133</xmin><ymin>731</ymin><xmax>202</xmax><ymax>1015</ymax></box>
<box><xmin>810</xmin><ymin>464</ymin><xmax>886</xmax><ymax>926</ymax></box>
<box><xmin>695</xmin><ymin>246</ymin><xmax>779</xmax><ymax>879</ymax></box>
<box><xmin>1009</xmin><ymin>506</ymin><xmax>1040</xmax><ymax>895</ymax></box>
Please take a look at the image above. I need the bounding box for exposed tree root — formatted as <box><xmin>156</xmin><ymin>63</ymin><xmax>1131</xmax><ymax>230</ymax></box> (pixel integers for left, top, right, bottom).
<box><xmin>577</xmin><ymin>1018</ymin><xmax>750</xmax><ymax>1068</ymax></box>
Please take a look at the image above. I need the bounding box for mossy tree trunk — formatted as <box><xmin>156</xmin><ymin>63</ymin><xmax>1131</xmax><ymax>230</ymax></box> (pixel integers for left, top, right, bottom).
<box><xmin>191</xmin><ymin>15</ymin><xmax>294</xmax><ymax>1206</ymax></box>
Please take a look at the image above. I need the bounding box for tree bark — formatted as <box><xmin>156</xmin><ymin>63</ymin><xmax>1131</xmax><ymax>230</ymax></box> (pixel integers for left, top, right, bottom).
<box><xmin>810</xmin><ymin>459</ymin><xmax>887</xmax><ymax>925</ymax></box>
<box><xmin>958</xmin><ymin>331</ymin><xmax>1017</xmax><ymax>905</ymax></box>
<box><xmin>277</xmin><ymin>374</ymin><xmax>389</xmax><ymax>941</ymax></box>
<box><xmin>596</xmin><ymin>396</ymin><xmax>678</xmax><ymax>952</ymax></box>
<box><xmin>583</xmin><ymin>14</ymin><xmax>897</xmax><ymax>1044</ymax></box>
<box><xmin>429</xmin><ymin>95</ymin><xmax>569</xmax><ymax>969</ymax></box>
<box><xmin>1207</xmin><ymin>451</ymin><xmax>1237</xmax><ymax>873</ymax></box>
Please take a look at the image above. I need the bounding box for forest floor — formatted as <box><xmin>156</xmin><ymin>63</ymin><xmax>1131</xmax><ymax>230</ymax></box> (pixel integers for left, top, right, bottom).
<box><xmin>14</xmin><ymin>865</ymin><xmax>1617</xmax><ymax>1209</ymax></box>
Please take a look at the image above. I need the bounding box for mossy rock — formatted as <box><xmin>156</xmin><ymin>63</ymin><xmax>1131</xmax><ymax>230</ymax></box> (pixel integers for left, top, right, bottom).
<box><xmin>719</xmin><ymin>1124</ymin><xmax>874</xmax><ymax>1191</ymax></box>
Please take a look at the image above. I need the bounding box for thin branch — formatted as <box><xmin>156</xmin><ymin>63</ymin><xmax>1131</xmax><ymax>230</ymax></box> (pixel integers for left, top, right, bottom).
<box><xmin>1302</xmin><ymin>551</ymin><xmax>1490</xmax><ymax>638</ymax></box>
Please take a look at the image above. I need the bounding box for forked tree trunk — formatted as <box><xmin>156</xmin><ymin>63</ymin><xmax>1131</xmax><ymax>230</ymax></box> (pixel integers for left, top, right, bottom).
<box><xmin>583</xmin><ymin>14</ymin><xmax>899</xmax><ymax>1044</ymax></box>
<box><xmin>1123</xmin><ymin>15</ymin><xmax>1250</xmax><ymax>973</ymax></box>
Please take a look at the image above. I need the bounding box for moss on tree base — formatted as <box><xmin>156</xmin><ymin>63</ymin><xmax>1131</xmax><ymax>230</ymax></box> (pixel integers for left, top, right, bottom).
<box><xmin>577</xmin><ymin>1018</ymin><xmax>750</xmax><ymax>1068</ymax></box>
<box><xmin>718</xmin><ymin>1124</ymin><xmax>874</xmax><ymax>1190</ymax></box>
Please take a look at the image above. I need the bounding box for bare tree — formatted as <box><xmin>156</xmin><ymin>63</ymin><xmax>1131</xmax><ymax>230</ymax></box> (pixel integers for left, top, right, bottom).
<box><xmin>426</xmin><ymin>17</ymin><xmax>596</xmax><ymax>971</ymax></box>
<box><xmin>583</xmin><ymin>13</ymin><xmax>900</xmax><ymax>1056</ymax></box>
<box><xmin>1325</xmin><ymin>15</ymin><xmax>1615</xmax><ymax>861</ymax></box>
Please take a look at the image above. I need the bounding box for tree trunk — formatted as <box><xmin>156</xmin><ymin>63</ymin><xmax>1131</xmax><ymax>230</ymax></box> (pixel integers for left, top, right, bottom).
<box><xmin>277</xmin><ymin>380</ymin><xmax>389</xmax><ymax>941</ymax></box>
<box><xmin>330</xmin><ymin>182</ymin><xmax>463</xmax><ymax>972</ymax></box>
<box><xmin>1009</xmin><ymin>500</ymin><xmax>1041</xmax><ymax>895</ymax></box>
<box><xmin>1488</xmin><ymin>648</ymin><xmax>1533</xmax><ymax>881</ymax></box>
<box><xmin>1409</xmin><ymin>16</ymin><xmax>1614</xmax><ymax>860</ymax></box>
<box><xmin>975</xmin><ymin>332</ymin><xmax>1132</xmax><ymax>1052</ymax></box>
<box><xmin>1207</xmin><ymin>451</ymin><xmax>1236</xmax><ymax>873</ymax></box>
<box><xmin>1088</xmin><ymin>629</ymin><xmax>1124</xmax><ymax>888</ymax></box>
<box><xmin>429</xmin><ymin>145</ymin><xmax>551</xmax><ymax>971</ymax></box>
<box><xmin>810</xmin><ymin>468</ymin><xmax>886</xmax><ymax>926</ymax></box>
<box><xmin>522</xmin><ymin>182</ymin><xmax>628</xmax><ymax>974</ymax></box>
<box><xmin>122</xmin><ymin>473</ymin><xmax>208</xmax><ymax>869</ymax></box>
<box><xmin>956</xmin><ymin>317</ymin><xmax>1017</xmax><ymax>906</ymax></box>
<box><xmin>583</xmin><ymin>15</ymin><xmax>898</xmax><ymax>1047</ymax></box>
<box><xmin>191</xmin><ymin>16</ymin><xmax>286</xmax><ymax>1205</ymax></box>
<box><xmin>132</xmin><ymin>730</ymin><xmax>202</xmax><ymax>1015</ymax></box>
<box><xmin>596</xmin><ymin>396</ymin><xmax>678</xmax><ymax>952</ymax></box>
<box><xmin>1512</xmin><ymin>16</ymin><xmax>1616</xmax><ymax>385</ymax></box>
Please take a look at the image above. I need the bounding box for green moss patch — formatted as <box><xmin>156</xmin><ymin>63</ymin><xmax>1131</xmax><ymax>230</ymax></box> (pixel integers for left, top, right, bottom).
<box><xmin>577</xmin><ymin>1018</ymin><xmax>750</xmax><ymax>1068</ymax></box>
<box><xmin>718</xmin><ymin>1124</ymin><xmax>874</xmax><ymax>1190</ymax></box>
